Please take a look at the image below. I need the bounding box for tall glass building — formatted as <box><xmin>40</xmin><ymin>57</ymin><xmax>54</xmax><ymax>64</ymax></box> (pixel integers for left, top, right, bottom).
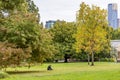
<box><xmin>108</xmin><ymin>3</ymin><xmax>118</xmax><ymax>29</ymax></box>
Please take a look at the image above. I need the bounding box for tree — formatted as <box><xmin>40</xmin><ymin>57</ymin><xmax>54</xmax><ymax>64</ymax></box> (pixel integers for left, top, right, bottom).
<box><xmin>0</xmin><ymin>12</ymin><xmax>38</xmax><ymax>68</ymax></box>
<box><xmin>0</xmin><ymin>0</ymin><xmax>33</xmax><ymax>68</ymax></box>
<box><xmin>74</xmin><ymin>2</ymin><xmax>109</xmax><ymax>66</ymax></box>
<box><xmin>0</xmin><ymin>13</ymin><xmax>56</xmax><ymax>66</ymax></box>
<box><xmin>0</xmin><ymin>0</ymin><xmax>25</xmax><ymax>10</ymax></box>
<box><xmin>0</xmin><ymin>0</ymin><xmax>28</xmax><ymax>18</ymax></box>
<box><xmin>26</xmin><ymin>0</ymin><xmax>40</xmax><ymax>23</ymax></box>
<box><xmin>0</xmin><ymin>42</ymin><xmax>30</xmax><ymax>70</ymax></box>
<box><xmin>0</xmin><ymin>0</ymin><xmax>56</xmax><ymax>67</ymax></box>
<box><xmin>50</xmin><ymin>20</ymin><xmax>77</xmax><ymax>62</ymax></box>
<box><xmin>112</xmin><ymin>28</ymin><xmax>120</xmax><ymax>40</ymax></box>
<box><xmin>31</xmin><ymin>27</ymin><xmax>57</xmax><ymax>63</ymax></box>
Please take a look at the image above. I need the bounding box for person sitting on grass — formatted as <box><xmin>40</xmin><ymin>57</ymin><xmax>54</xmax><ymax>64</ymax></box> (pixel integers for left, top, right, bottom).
<box><xmin>47</xmin><ymin>65</ymin><xmax>53</xmax><ymax>70</ymax></box>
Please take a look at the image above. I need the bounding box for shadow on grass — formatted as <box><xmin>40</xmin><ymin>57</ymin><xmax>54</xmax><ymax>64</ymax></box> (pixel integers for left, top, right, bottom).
<box><xmin>6</xmin><ymin>70</ymin><xmax>46</xmax><ymax>74</ymax></box>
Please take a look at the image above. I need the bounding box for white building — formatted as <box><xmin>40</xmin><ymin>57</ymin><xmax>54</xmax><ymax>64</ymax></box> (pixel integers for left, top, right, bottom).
<box><xmin>111</xmin><ymin>40</ymin><xmax>120</xmax><ymax>62</ymax></box>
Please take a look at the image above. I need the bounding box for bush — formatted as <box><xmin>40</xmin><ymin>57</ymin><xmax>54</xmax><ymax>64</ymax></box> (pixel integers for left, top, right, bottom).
<box><xmin>100</xmin><ymin>58</ymin><xmax>114</xmax><ymax>62</ymax></box>
<box><xmin>0</xmin><ymin>71</ymin><xmax>9</xmax><ymax>79</ymax></box>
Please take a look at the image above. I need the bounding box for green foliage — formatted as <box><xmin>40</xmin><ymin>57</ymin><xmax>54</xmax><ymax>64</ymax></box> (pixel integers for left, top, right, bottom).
<box><xmin>0</xmin><ymin>0</ymin><xmax>56</xmax><ymax>67</ymax></box>
<box><xmin>2</xmin><ymin>0</ymin><xmax>28</xmax><ymax>11</ymax></box>
<box><xmin>1</xmin><ymin>13</ymin><xmax>37</xmax><ymax>42</ymax></box>
<box><xmin>1</xmin><ymin>12</ymin><xmax>55</xmax><ymax>64</ymax></box>
<box><xmin>50</xmin><ymin>20</ymin><xmax>77</xmax><ymax>60</ymax></box>
<box><xmin>27</xmin><ymin>0</ymin><xmax>39</xmax><ymax>13</ymax></box>
<box><xmin>100</xmin><ymin>58</ymin><xmax>114</xmax><ymax>62</ymax></box>
<box><xmin>26</xmin><ymin>0</ymin><xmax>40</xmax><ymax>23</ymax></box>
<box><xmin>0</xmin><ymin>71</ymin><xmax>9</xmax><ymax>79</ymax></box>
<box><xmin>74</xmin><ymin>2</ymin><xmax>110</xmax><ymax>65</ymax></box>
<box><xmin>31</xmin><ymin>28</ymin><xmax>56</xmax><ymax>63</ymax></box>
<box><xmin>0</xmin><ymin>12</ymin><xmax>39</xmax><ymax>67</ymax></box>
<box><xmin>112</xmin><ymin>28</ymin><xmax>120</xmax><ymax>40</ymax></box>
<box><xmin>0</xmin><ymin>0</ymin><xmax>28</xmax><ymax>18</ymax></box>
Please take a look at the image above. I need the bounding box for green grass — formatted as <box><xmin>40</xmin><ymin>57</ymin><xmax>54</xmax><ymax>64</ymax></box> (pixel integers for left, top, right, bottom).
<box><xmin>2</xmin><ymin>62</ymin><xmax>120</xmax><ymax>80</ymax></box>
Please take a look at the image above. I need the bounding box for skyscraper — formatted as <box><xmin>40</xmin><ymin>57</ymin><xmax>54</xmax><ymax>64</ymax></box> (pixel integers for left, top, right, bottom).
<box><xmin>108</xmin><ymin>3</ymin><xmax>118</xmax><ymax>29</ymax></box>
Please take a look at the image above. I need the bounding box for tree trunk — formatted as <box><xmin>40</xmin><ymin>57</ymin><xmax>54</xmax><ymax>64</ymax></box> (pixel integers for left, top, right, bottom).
<box><xmin>91</xmin><ymin>51</ymin><xmax>94</xmax><ymax>66</ymax></box>
<box><xmin>64</xmin><ymin>54</ymin><xmax>68</xmax><ymax>63</ymax></box>
<box><xmin>64</xmin><ymin>57</ymin><xmax>68</xmax><ymax>63</ymax></box>
<box><xmin>87</xmin><ymin>54</ymin><xmax>90</xmax><ymax>65</ymax></box>
<box><xmin>28</xmin><ymin>63</ymin><xmax>31</xmax><ymax>69</ymax></box>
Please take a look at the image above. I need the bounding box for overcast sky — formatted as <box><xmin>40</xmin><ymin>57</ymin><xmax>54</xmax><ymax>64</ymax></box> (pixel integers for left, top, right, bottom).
<box><xmin>33</xmin><ymin>0</ymin><xmax>120</xmax><ymax>24</ymax></box>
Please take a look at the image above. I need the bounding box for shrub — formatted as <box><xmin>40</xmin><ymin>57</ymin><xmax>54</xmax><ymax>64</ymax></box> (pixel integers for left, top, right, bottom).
<box><xmin>0</xmin><ymin>71</ymin><xmax>9</xmax><ymax>79</ymax></box>
<box><xmin>100</xmin><ymin>58</ymin><xmax>114</xmax><ymax>62</ymax></box>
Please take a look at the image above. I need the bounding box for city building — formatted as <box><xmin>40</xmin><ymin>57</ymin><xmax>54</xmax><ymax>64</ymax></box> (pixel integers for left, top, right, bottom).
<box><xmin>111</xmin><ymin>40</ymin><xmax>120</xmax><ymax>62</ymax></box>
<box><xmin>45</xmin><ymin>20</ymin><xmax>56</xmax><ymax>28</ymax></box>
<box><xmin>117</xmin><ymin>19</ymin><xmax>120</xmax><ymax>28</ymax></box>
<box><xmin>108</xmin><ymin>3</ymin><xmax>118</xmax><ymax>29</ymax></box>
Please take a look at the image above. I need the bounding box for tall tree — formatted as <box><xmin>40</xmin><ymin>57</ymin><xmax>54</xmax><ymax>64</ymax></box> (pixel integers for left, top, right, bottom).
<box><xmin>0</xmin><ymin>0</ymin><xmax>55</xmax><ymax>68</ymax></box>
<box><xmin>74</xmin><ymin>2</ymin><xmax>109</xmax><ymax>66</ymax></box>
<box><xmin>31</xmin><ymin>28</ymin><xmax>56</xmax><ymax>63</ymax></box>
<box><xmin>50</xmin><ymin>20</ymin><xmax>77</xmax><ymax>62</ymax></box>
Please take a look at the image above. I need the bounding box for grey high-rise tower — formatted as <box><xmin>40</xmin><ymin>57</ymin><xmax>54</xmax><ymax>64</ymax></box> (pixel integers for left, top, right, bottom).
<box><xmin>108</xmin><ymin>3</ymin><xmax>118</xmax><ymax>29</ymax></box>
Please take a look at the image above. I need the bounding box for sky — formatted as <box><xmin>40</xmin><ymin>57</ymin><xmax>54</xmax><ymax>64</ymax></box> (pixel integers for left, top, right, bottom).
<box><xmin>33</xmin><ymin>0</ymin><xmax>120</xmax><ymax>24</ymax></box>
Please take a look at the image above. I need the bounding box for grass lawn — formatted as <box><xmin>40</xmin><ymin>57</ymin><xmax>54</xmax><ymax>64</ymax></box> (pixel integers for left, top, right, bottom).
<box><xmin>2</xmin><ymin>62</ymin><xmax>120</xmax><ymax>80</ymax></box>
